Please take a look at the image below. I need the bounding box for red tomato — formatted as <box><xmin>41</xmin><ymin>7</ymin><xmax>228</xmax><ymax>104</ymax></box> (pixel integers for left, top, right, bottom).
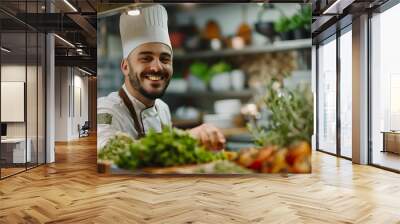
<box><xmin>248</xmin><ymin>160</ymin><xmax>262</xmax><ymax>170</ymax></box>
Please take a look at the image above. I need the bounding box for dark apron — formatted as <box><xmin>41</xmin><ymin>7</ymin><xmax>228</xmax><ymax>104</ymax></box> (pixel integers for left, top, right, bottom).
<box><xmin>118</xmin><ymin>88</ymin><xmax>145</xmax><ymax>138</ymax></box>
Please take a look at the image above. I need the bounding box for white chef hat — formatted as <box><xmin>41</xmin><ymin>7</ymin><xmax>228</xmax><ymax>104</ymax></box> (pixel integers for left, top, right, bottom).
<box><xmin>119</xmin><ymin>4</ymin><xmax>172</xmax><ymax>59</ymax></box>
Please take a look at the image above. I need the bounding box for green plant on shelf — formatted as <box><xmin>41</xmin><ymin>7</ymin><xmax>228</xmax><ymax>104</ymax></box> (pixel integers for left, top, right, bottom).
<box><xmin>208</xmin><ymin>61</ymin><xmax>232</xmax><ymax>76</ymax></box>
<box><xmin>275</xmin><ymin>5</ymin><xmax>311</xmax><ymax>33</ymax></box>
<box><xmin>189</xmin><ymin>61</ymin><xmax>232</xmax><ymax>84</ymax></box>
<box><xmin>274</xmin><ymin>16</ymin><xmax>291</xmax><ymax>33</ymax></box>
<box><xmin>299</xmin><ymin>5</ymin><xmax>312</xmax><ymax>30</ymax></box>
<box><xmin>289</xmin><ymin>14</ymin><xmax>303</xmax><ymax>31</ymax></box>
<box><xmin>189</xmin><ymin>61</ymin><xmax>211</xmax><ymax>83</ymax></box>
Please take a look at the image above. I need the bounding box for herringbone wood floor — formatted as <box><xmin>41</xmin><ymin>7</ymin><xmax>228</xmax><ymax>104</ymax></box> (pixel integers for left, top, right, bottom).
<box><xmin>1</xmin><ymin>135</ymin><xmax>400</xmax><ymax>224</ymax></box>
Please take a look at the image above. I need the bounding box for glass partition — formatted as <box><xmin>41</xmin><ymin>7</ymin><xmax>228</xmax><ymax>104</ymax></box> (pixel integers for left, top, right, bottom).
<box><xmin>1</xmin><ymin>30</ymin><xmax>28</xmax><ymax>177</ymax></box>
<box><xmin>0</xmin><ymin>0</ymin><xmax>46</xmax><ymax>179</ymax></box>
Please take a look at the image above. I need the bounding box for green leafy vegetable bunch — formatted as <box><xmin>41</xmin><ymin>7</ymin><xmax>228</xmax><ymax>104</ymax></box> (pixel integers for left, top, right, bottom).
<box><xmin>99</xmin><ymin>127</ymin><xmax>226</xmax><ymax>170</ymax></box>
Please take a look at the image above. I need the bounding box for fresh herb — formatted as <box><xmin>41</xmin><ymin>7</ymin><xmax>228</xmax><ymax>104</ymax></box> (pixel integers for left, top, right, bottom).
<box><xmin>99</xmin><ymin>127</ymin><xmax>226</xmax><ymax>170</ymax></box>
<box><xmin>249</xmin><ymin>81</ymin><xmax>313</xmax><ymax>148</ymax></box>
<box><xmin>98</xmin><ymin>133</ymin><xmax>134</xmax><ymax>162</ymax></box>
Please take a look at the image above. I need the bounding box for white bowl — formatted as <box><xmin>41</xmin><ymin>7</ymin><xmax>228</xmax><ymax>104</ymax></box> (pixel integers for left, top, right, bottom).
<box><xmin>203</xmin><ymin>114</ymin><xmax>235</xmax><ymax>129</ymax></box>
<box><xmin>167</xmin><ymin>79</ymin><xmax>188</xmax><ymax>93</ymax></box>
<box><xmin>230</xmin><ymin>69</ymin><xmax>245</xmax><ymax>91</ymax></box>
<box><xmin>214</xmin><ymin>99</ymin><xmax>242</xmax><ymax>115</ymax></box>
<box><xmin>188</xmin><ymin>75</ymin><xmax>207</xmax><ymax>91</ymax></box>
<box><xmin>175</xmin><ymin>106</ymin><xmax>200</xmax><ymax>120</ymax></box>
<box><xmin>210</xmin><ymin>72</ymin><xmax>231</xmax><ymax>91</ymax></box>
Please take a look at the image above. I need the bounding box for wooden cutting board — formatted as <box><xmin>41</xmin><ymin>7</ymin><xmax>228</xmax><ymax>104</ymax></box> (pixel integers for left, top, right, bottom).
<box><xmin>142</xmin><ymin>163</ymin><xmax>210</xmax><ymax>174</ymax></box>
<box><xmin>97</xmin><ymin>160</ymin><xmax>210</xmax><ymax>174</ymax></box>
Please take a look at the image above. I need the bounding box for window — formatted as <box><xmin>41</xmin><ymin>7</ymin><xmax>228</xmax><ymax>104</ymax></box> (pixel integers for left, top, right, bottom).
<box><xmin>317</xmin><ymin>36</ymin><xmax>337</xmax><ymax>154</ymax></box>
<box><xmin>370</xmin><ymin>2</ymin><xmax>400</xmax><ymax>171</ymax></box>
<box><xmin>339</xmin><ymin>28</ymin><xmax>352</xmax><ymax>158</ymax></box>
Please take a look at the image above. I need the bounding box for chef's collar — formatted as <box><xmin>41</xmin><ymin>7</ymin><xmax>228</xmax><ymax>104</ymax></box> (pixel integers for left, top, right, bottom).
<box><xmin>122</xmin><ymin>84</ymin><xmax>157</xmax><ymax>115</ymax></box>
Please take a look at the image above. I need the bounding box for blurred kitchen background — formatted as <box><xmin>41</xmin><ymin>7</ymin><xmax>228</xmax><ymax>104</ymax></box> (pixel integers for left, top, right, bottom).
<box><xmin>97</xmin><ymin>3</ymin><xmax>312</xmax><ymax>150</ymax></box>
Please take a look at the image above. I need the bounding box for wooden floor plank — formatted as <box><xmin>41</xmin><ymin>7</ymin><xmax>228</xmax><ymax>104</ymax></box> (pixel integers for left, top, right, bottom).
<box><xmin>0</xmin><ymin>135</ymin><xmax>399</xmax><ymax>223</ymax></box>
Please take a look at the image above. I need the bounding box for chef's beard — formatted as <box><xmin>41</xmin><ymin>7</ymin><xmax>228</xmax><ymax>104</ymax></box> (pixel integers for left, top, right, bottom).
<box><xmin>128</xmin><ymin>68</ymin><xmax>171</xmax><ymax>100</ymax></box>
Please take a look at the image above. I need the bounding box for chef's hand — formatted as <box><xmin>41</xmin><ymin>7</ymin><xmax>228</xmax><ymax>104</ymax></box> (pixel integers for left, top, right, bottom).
<box><xmin>188</xmin><ymin>123</ymin><xmax>226</xmax><ymax>151</ymax></box>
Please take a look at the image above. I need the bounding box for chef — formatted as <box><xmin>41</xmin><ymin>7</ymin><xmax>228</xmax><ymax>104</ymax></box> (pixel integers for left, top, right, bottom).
<box><xmin>97</xmin><ymin>4</ymin><xmax>226</xmax><ymax>151</ymax></box>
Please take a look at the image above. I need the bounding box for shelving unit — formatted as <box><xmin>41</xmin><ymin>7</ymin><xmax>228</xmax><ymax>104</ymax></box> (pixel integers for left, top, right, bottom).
<box><xmin>161</xmin><ymin>89</ymin><xmax>254</xmax><ymax>117</ymax></box>
<box><xmin>173</xmin><ymin>39</ymin><xmax>312</xmax><ymax>60</ymax></box>
<box><xmin>165</xmin><ymin>89</ymin><xmax>254</xmax><ymax>98</ymax></box>
<box><xmin>161</xmin><ymin>38</ymin><xmax>311</xmax><ymax>113</ymax></box>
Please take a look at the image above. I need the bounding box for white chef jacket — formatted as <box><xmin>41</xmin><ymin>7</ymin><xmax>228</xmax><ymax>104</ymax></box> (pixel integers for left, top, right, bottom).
<box><xmin>97</xmin><ymin>84</ymin><xmax>172</xmax><ymax>151</ymax></box>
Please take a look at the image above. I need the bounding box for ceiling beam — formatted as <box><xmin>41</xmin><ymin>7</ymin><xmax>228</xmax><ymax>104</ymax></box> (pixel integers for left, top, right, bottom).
<box><xmin>55</xmin><ymin>55</ymin><xmax>96</xmax><ymax>72</ymax></box>
<box><xmin>322</xmin><ymin>0</ymin><xmax>356</xmax><ymax>15</ymax></box>
<box><xmin>67</xmin><ymin>14</ymin><xmax>96</xmax><ymax>39</ymax></box>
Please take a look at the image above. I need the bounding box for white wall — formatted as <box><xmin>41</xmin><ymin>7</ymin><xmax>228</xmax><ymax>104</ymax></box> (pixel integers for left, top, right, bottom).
<box><xmin>71</xmin><ymin>73</ymin><xmax>89</xmax><ymax>139</ymax></box>
<box><xmin>55</xmin><ymin>67</ymin><xmax>89</xmax><ymax>141</ymax></box>
<box><xmin>55</xmin><ymin>67</ymin><xmax>69</xmax><ymax>141</ymax></box>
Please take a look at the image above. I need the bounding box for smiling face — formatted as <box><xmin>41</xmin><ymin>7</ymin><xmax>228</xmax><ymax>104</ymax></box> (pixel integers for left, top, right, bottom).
<box><xmin>122</xmin><ymin>43</ymin><xmax>173</xmax><ymax>100</ymax></box>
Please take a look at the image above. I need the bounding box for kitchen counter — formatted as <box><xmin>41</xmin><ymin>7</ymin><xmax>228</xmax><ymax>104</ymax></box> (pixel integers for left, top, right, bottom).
<box><xmin>220</xmin><ymin>127</ymin><xmax>249</xmax><ymax>137</ymax></box>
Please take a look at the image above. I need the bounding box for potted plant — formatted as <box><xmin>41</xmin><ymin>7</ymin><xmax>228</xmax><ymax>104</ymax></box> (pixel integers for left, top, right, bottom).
<box><xmin>290</xmin><ymin>13</ymin><xmax>305</xmax><ymax>39</ymax></box>
<box><xmin>274</xmin><ymin>16</ymin><xmax>293</xmax><ymax>40</ymax></box>
<box><xmin>289</xmin><ymin>5</ymin><xmax>312</xmax><ymax>39</ymax></box>
<box><xmin>209</xmin><ymin>61</ymin><xmax>232</xmax><ymax>91</ymax></box>
<box><xmin>188</xmin><ymin>61</ymin><xmax>209</xmax><ymax>91</ymax></box>
<box><xmin>300</xmin><ymin>5</ymin><xmax>312</xmax><ymax>38</ymax></box>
